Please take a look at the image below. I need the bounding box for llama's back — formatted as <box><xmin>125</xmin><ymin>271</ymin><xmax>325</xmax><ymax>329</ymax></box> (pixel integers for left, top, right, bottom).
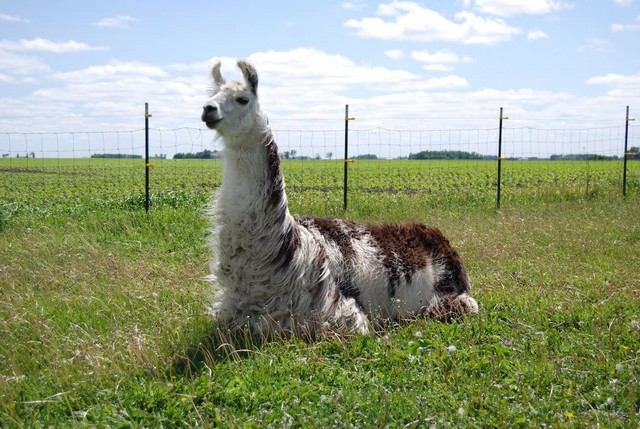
<box><xmin>299</xmin><ymin>217</ymin><xmax>473</xmax><ymax>321</ymax></box>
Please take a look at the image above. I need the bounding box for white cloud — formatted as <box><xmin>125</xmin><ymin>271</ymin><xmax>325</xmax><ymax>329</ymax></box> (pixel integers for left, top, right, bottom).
<box><xmin>94</xmin><ymin>15</ymin><xmax>139</xmax><ymax>29</ymax></box>
<box><xmin>0</xmin><ymin>37</ymin><xmax>107</xmax><ymax>53</ymax></box>
<box><xmin>470</xmin><ymin>0</ymin><xmax>573</xmax><ymax>17</ymax></box>
<box><xmin>584</xmin><ymin>72</ymin><xmax>640</xmax><ymax>102</ymax></box>
<box><xmin>527</xmin><ymin>29</ymin><xmax>549</xmax><ymax>40</ymax></box>
<box><xmin>0</xmin><ymin>73</ymin><xmax>36</xmax><ymax>84</ymax></box>
<box><xmin>0</xmin><ymin>50</ymin><xmax>50</xmax><ymax>75</ymax></box>
<box><xmin>411</xmin><ymin>49</ymin><xmax>473</xmax><ymax>71</ymax></box>
<box><xmin>28</xmin><ymin>61</ymin><xmax>202</xmax><ymax>126</ymax></box>
<box><xmin>384</xmin><ymin>49</ymin><xmax>404</xmax><ymax>59</ymax></box>
<box><xmin>53</xmin><ymin>61</ymin><xmax>169</xmax><ymax>83</ymax></box>
<box><xmin>585</xmin><ymin>72</ymin><xmax>640</xmax><ymax>87</ymax></box>
<box><xmin>249</xmin><ymin>48</ymin><xmax>420</xmax><ymax>90</ymax></box>
<box><xmin>611</xmin><ymin>15</ymin><xmax>640</xmax><ymax>31</ymax></box>
<box><xmin>0</xmin><ymin>47</ymin><xmax>633</xmax><ymax>137</ymax></box>
<box><xmin>344</xmin><ymin>2</ymin><xmax>521</xmax><ymax>45</ymax></box>
<box><xmin>197</xmin><ymin>48</ymin><xmax>472</xmax><ymax>122</ymax></box>
<box><xmin>613</xmin><ymin>0</ymin><xmax>632</xmax><ymax>5</ymax></box>
<box><xmin>341</xmin><ymin>1</ymin><xmax>367</xmax><ymax>10</ymax></box>
<box><xmin>0</xmin><ymin>13</ymin><xmax>29</xmax><ymax>23</ymax></box>
<box><xmin>421</xmin><ymin>75</ymin><xmax>470</xmax><ymax>89</ymax></box>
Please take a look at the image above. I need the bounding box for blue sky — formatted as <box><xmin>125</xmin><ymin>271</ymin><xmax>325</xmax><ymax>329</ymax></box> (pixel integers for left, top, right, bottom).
<box><xmin>1</xmin><ymin>0</ymin><xmax>639</xmax><ymax>137</ymax></box>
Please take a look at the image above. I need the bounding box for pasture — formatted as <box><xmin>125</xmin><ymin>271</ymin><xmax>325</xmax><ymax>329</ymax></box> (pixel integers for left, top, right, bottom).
<box><xmin>0</xmin><ymin>158</ymin><xmax>639</xmax><ymax>427</ymax></box>
<box><xmin>1</xmin><ymin>157</ymin><xmax>638</xmax><ymax>216</ymax></box>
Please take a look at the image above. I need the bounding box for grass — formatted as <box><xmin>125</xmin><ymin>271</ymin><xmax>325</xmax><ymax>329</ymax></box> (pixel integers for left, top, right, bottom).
<box><xmin>1</xmin><ymin>158</ymin><xmax>639</xmax><ymax>218</ymax></box>
<box><xmin>0</xmin><ymin>175</ymin><xmax>639</xmax><ymax>426</ymax></box>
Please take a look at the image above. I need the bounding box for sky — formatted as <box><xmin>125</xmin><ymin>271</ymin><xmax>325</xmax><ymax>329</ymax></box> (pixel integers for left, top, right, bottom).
<box><xmin>0</xmin><ymin>0</ymin><xmax>639</xmax><ymax>157</ymax></box>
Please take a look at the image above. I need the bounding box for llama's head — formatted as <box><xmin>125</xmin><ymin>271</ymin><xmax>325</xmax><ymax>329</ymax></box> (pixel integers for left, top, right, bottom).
<box><xmin>201</xmin><ymin>60</ymin><xmax>267</xmax><ymax>140</ymax></box>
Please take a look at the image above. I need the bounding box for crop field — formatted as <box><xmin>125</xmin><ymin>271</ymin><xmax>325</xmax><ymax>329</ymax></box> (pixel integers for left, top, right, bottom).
<box><xmin>1</xmin><ymin>157</ymin><xmax>638</xmax><ymax>220</ymax></box>
<box><xmin>1</xmin><ymin>156</ymin><xmax>639</xmax><ymax>427</ymax></box>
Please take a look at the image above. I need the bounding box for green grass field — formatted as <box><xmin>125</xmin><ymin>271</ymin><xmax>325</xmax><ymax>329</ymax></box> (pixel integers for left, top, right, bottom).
<box><xmin>1</xmin><ymin>157</ymin><xmax>638</xmax><ymax>218</ymax></box>
<box><xmin>0</xmin><ymin>159</ymin><xmax>639</xmax><ymax>427</ymax></box>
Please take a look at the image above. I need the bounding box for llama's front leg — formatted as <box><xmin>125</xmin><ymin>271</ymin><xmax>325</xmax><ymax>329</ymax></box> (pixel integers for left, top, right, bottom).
<box><xmin>421</xmin><ymin>293</ymin><xmax>479</xmax><ymax>322</ymax></box>
<box><xmin>332</xmin><ymin>295</ymin><xmax>372</xmax><ymax>335</ymax></box>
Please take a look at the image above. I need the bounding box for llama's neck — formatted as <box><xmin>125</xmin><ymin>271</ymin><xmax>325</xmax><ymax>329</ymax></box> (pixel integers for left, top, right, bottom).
<box><xmin>216</xmin><ymin>131</ymin><xmax>292</xmax><ymax>229</ymax></box>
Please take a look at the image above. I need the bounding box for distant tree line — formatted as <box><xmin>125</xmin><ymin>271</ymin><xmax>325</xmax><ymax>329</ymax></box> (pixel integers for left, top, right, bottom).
<box><xmin>408</xmin><ymin>150</ymin><xmax>483</xmax><ymax>160</ymax></box>
<box><xmin>549</xmin><ymin>154</ymin><xmax>619</xmax><ymax>161</ymax></box>
<box><xmin>91</xmin><ymin>154</ymin><xmax>142</xmax><ymax>159</ymax></box>
<box><xmin>173</xmin><ymin>149</ymin><xmax>221</xmax><ymax>159</ymax></box>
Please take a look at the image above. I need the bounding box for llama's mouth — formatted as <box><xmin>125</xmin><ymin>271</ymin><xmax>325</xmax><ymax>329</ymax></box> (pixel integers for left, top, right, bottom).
<box><xmin>204</xmin><ymin>118</ymin><xmax>222</xmax><ymax>129</ymax></box>
<box><xmin>201</xmin><ymin>107</ymin><xmax>223</xmax><ymax>129</ymax></box>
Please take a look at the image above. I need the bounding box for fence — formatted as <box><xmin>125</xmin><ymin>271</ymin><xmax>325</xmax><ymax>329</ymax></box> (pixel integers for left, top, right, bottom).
<box><xmin>0</xmin><ymin>106</ymin><xmax>638</xmax><ymax>218</ymax></box>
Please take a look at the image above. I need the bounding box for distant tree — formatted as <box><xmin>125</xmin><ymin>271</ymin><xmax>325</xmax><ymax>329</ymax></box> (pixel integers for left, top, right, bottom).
<box><xmin>409</xmin><ymin>150</ymin><xmax>483</xmax><ymax>160</ymax></box>
<box><xmin>326</xmin><ymin>152</ymin><xmax>333</xmax><ymax>160</ymax></box>
<box><xmin>354</xmin><ymin>154</ymin><xmax>378</xmax><ymax>160</ymax></box>
<box><xmin>281</xmin><ymin>150</ymin><xmax>298</xmax><ymax>160</ymax></box>
<box><xmin>91</xmin><ymin>154</ymin><xmax>142</xmax><ymax>159</ymax></box>
<box><xmin>173</xmin><ymin>149</ymin><xmax>221</xmax><ymax>159</ymax></box>
<box><xmin>550</xmin><ymin>154</ymin><xmax>619</xmax><ymax>161</ymax></box>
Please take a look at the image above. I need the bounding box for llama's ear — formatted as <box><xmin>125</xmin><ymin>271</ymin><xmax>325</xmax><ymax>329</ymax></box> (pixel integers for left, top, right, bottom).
<box><xmin>237</xmin><ymin>60</ymin><xmax>258</xmax><ymax>95</ymax></box>
<box><xmin>211</xmin><ymin>61</ymin><xmax>225</xmax><ymax>86</ymax></box>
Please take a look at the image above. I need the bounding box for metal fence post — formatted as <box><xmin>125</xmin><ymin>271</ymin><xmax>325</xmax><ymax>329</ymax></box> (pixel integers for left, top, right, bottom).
<box><xmin>344</xmin><ymin>105</ymin><xmax>355</xmax><ymax>210</ymax></box>
<box><xmin>496</xmin><ymin>107</ymin><xmax>508</xmax><ymax>209</ymax></box>
<box><xmin>144</xmin><ymin>102</ymin><xmax>152</xmax><ymax>212</ymax></box>
<box><xmin>623</xmin><ymin>105</ymin><xmax>635</xmax><ymax>197</ymax></box>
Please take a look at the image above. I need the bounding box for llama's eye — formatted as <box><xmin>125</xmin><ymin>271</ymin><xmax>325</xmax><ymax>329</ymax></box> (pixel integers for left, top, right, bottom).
<box><xmin>236</xmin><ymin>97</ymin><xmax>250</xmax><ymax>105</ymax></box>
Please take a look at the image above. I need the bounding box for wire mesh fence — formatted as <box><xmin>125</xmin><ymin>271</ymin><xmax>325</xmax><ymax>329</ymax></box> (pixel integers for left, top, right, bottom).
<box><xmin>1</xmin><ymin>112</ymin><xmax>639</xmax><ymax>218</ymax></box>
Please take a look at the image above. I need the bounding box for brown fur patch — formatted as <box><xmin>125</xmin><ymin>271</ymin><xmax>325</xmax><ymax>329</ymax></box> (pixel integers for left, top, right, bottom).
<box><xmin>305</xmin><ymin>218</ymin><xmax>356</xmax><ymax>259</ymax></box>
<box><xmin>265</xmin><ymin>136</ymin><xmax>285</xmax><ymax>208</ymax></box>
<box><xmin>274</xmin><ymin>224</ymin><xmax>300</xmax><ymax>272</ymax></box>
<box><xmin>365</xmin><ymin>223</ymin><xmax>470</xmax><ymax>297</ymax></box>
<box><xmin>365</xmin><ymin>223</ymin><xmax>430</xmax><ymax>297</ymax></box>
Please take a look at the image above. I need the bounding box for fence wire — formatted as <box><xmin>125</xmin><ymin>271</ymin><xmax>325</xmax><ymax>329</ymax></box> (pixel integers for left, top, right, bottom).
<box><xmin>1</xmin><ymin>124</ymin><xmax>639</xmax><ymax>217</ymax></box>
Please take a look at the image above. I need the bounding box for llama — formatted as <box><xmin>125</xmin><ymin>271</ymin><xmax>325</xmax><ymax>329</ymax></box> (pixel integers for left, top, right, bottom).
<box><xmin>201</xmin><ymin>60</ymin><xmax>478</xmax><ymax>337</ymax></box>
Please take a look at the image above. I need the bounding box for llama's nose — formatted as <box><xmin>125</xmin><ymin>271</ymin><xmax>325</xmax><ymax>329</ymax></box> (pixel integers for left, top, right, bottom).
<box><xmin>201</xmin><ymin>105</ymin><xmax>218</xmax><ymax>123</ymax></box>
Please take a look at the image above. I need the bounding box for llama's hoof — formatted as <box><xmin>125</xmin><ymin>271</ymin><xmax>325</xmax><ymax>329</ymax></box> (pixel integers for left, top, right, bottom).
<box><xmin>457</xmin><ymin>293</ymin><xmax>479</xmax><ymax>313</ymax></box>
